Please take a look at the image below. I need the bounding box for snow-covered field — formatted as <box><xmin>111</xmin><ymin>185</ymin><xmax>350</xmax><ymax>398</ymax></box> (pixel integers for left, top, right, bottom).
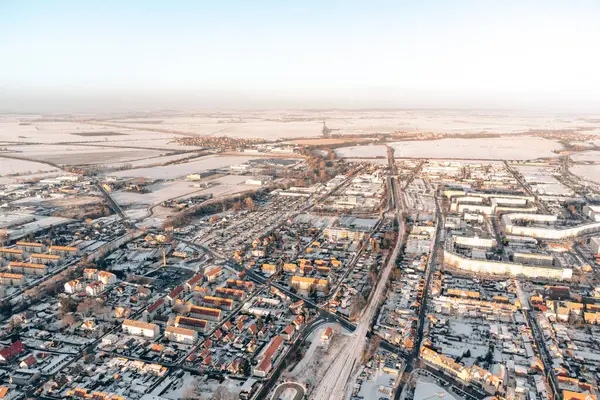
<box><xmin>105</xmin><ymin>155</ymin><xmax>262</xmax><ymax>179</ymax></box>
<box><xmin>571</xmin><ymin>165</ymin><xmax>600</xmax><ymax>184</ymax></box>
<box><xmin>0</xmin><ymin>157</ymin><xmax>60</xmax><ymax>176</ymax></box>
<box><xmin>334</xmin><ymin>145</ymin><xmax>387</xmax><ymax>158</ymax></box>
<box><xmin>98</xmin><ymin>110</ymin><xmax>600</xmax><ymax>138</ymax></box>
<box><xmin>0</xmin><ymin>118</ymin><xmax>191</xmax><ymax>144</ymax></box>
<box><xmin>113</xmin><ymin>175</ymin><xmax>256</xmax><ymax>206</ymax></box>
<box><xmin>105</xmin><ymin>153</ymin><xmax>199</xmax><ymax>169</ymax></box>
<box><xmin>94</xmin><ymin>138</ymin><xmax>203</xmax><ymax>150</ymax></box>
<box><xmin>570</xmin><ymin>151</ymin><xmax>600</xmax><ymax>162</ymax></box>
<box><xmin>345</xmin><ymin>158</ymin><xmax>389</xmax><ymax>165</ymax></box>
<box><xmin>3</xmin><ymin>144</ymin><xmax>164</xmax><ymax>166</ymax></box>
<box><xmin>3</xmin><ymin>110</ymin><xmax>600</xmax><ymax>143</ymax></box>
<box><xmin>388</xmin><ymin>136</ymin><xmax>562</xmax><ymax>160</ymax></box>
<box><xmin>112</xmin><ymin>181</ymin><xmax>203</xmax><ymax>206</ymax></box>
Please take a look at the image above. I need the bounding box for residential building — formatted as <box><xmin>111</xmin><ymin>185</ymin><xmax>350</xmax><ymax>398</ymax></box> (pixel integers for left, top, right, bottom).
<box><xmin>321</xmin><ymin>327</ymin><xmax>333</xmax><ymax>341</ymax></box>
<box><xmin>98</xmin><ymin>271</ymin><xmax>117</xmax><ymax>285</ymax></box>
<box><xmin>48</xmin><ymin>245</ymin><xmax>79</xmax><ymax>256</ymax></box>
<box><xmin>83</xmin><ymin>268</ymin><xmax>98</xmax><ymax>280</ymax></box>
<box><xmin>165</xmin><ymin>326</ymin><xmax>198</xmax><ymax>344</ymax></box>
<box><xmin>189</xmin><ymin>306</ymin><xmax>222</xmax><ymax>321</ymax></box>
<box><xmin>7</xmin><ymin>261</ymin><xmax>47</xmax><ymax>276</ymax></box>
<box><xmin>85</xmin><ymin>281</ymin><xmax>105</xmax><ymax>296</ymax></box>
<box><xmin>64</xmin><ymin>279</ymin><xmax>83</xmax><ymax>294</ymax></box>
<box><xmin>0</xmin><ymin>341</ymin><xmax>25</xmax><ymax>363</ymax></box>
<box><xmin>590</xmin><ymin>237</ymin><xmax>600</xmax><ymax>256</ymax></box>
<box><xmin>15</xmin><ymin>242</ymin><xmax>45</xmax><ymax>253</ymax></box>
<box><xmin>290</xmin><ymin>276</ymin><xmax>329</xmax><ymax>293</ymax></box>
<box><xmin>0</xmin><ymin>272</ymin><xmax>25</xmax><ymax>286</ymax></box>
<box><xmin>204</xmin><ymin>266</ymin><xmax>222</xmax><ymax>282</ymax></box>
<box><xmin>215</xmin><ymin>287</ymin><xmax>245</xmax><ymax>299</ymax></box>
<box><xmin>174</xmin><ymin>316</ymin><xmax>208</xmax><ymax>333</ymax></box>
<box><xmin>253</xmin><ymin>335</ymin><xmax>284</xmax><ymax>377</ymax></box>
<box><xmin>202</xmin><ymin>296</ymin><xmax>234</xmax><ymax>311</ymax></box>
<box><xmin>144</xmin><ymin>298</ymin><xmax>166</xmax><ymax>321</ymax></box>
<box><xmin>185</xmin><ymin>274</ymin><xmax>203</xmax><ymax>293</ymax></box>
<box><xmin>29</xmin><ymin>253</ymin><xmax>61</xmax><ymax>265</ymax></box>
<box><xmin>0</xmin><ymin>248</ymin><xmax>24</xmax><ymax>261</ymax></box>
<box><xmin>167</xmin><ymin>286</ymin><xmax>184</xmax><ymax>304</ymax></box>
<box><xmin>122</xmin><ymin>319</ymin><xmax>160</xmax><ymax>339</ymax></box>
<box><xmin>9</xmin><ymin>369</ymin><xmax>41</xmax><ymax>386</ymax></box>
<box><xmin>262</xmin><ymin>263</ymin><xmax>277</xmax><ymax>276</ymax></box>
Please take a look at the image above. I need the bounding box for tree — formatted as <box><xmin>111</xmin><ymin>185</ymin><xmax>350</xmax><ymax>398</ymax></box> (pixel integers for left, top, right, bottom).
<box><xmin>60</xmin><ymin>297</ymin><xmax>77</xmax><ymax>313</ymax></box>
<box><xmin>24</xmin><ymin>287</ymin><xmax>42</xmax><ymax>301</ymax></box>
<box><xmin>239</xmin><ymin>358</ymin><xmax>252</xmax><ymax>377</ymax></box>
<box><xmin>0</xmin><ymin>301</ymin><xmax>12</xmax><ymax>316</ymax></box>
<box><xmin>244</xmin><ymin>197</ymin><xmax>255</xmax><ymax>211</ymax></box>
<box><xmin>60</xmin><ymin>314</ymin><xmax>77</xmax><ymax>329</ymax></box>
<box><xmin>363</xmin><ymin>335</ymin><xmax>382</xmax><ymax>363</ymax></box>
<box><xmin>349</xmin><ymin>294</ymin><xmax>367</xmax><ymax>319</ymax></box>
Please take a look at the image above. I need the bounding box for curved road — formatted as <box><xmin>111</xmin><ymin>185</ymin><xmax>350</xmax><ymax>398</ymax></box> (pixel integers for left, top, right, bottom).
<box><xmin>272</xmin><ymin>382</ymin><xmax>305</xmax><ymax>400</ymax></box>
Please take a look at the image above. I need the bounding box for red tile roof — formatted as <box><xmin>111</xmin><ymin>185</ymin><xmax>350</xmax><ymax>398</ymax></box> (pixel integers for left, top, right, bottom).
<box><xmin>167</xmin><ymin>286</ymin><xmax>184</xmax><ymax>299</ymax></box>
<box><xmin>0</xmin><ymin>341</ymin><xmax>25</xmax><ymax>361</ymax></box>
<box><xmin>147</xmin><ymin>298</ymin><xmax>165</xmax><ymax>313</ymax></box>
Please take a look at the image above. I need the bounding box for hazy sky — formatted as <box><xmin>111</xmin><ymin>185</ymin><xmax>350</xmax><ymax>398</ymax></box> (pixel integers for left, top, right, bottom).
<box><xmin>1</xmin><ymin>0</ymin><xmax>600</xmax><ymax>112</ymax></box>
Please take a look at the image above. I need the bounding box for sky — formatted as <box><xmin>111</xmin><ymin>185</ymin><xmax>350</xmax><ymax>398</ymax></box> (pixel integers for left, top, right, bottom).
<box><xmin>1</xmin><ymin>0</ymin><xmax>600</xmax><ymax>112</ymax></box>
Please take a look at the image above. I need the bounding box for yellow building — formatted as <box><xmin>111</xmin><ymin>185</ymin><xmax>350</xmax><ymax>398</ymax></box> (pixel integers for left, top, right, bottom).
<box><xmin>290</xmin><ymin>276</ymin><xmax>329</xmax><ymax>293</ymax></box>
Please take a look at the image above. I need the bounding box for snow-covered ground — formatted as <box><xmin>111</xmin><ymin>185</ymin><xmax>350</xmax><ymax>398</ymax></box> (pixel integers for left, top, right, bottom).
<box><xmin>413</xmin><ymin>380</ymin><xmax>458</xmax><ymax>400</ymax></box>
<box><xmin>3</xmin><ymin>144</ymin><xmax>163</xmax><ymax>166</ymax></box>
<box><xmin>105</xmin><ymin>153</ymin><xmax>199</xmax><ymax>169</ymax></box>
<box><xmin>285</xmin><ymin>323</ymin><xmax>350</xmax><ymax>391</ymax></box>
<box><xmin>96</xmin><ymin>137</ymin><xmax>203</xmax><ymax>150</ymax></box>
<box><xmin>389</xmin><ymin>136</ymin><xmax>562</xmax><ymax>160</ymax></box>
<box><xmin>285</xmin><ymin>323</ymin><xmax>343</xmax><ymax>378</ymax></box>
<box><xmin>3</xmin><ymin>111</ymin><xmax>600</xmax><ymax>144</ymax></box>
<box><xmin>113</xmin><ymin>175</ymin><xmax>256</xmax><ymax>207</ymax></box>
<box><xmin>105</xmin><ymin>155</ymin><xmax>261</xmax><ymax>179</ymax></box>
<box><xmin>354</xmin><ymin>365</ymin><xmax>399</xmax><ymax>400</ymax></box>
<box><xmin>345</xmin><ymin>157</ymin><xmax>389</xmax><ymax>165</ymax></box>
<box><xmin>0</xmin><ymin>156</ymin><xmax>60</xmax><ymax>176</ymax></box>
<box><xmin>571</xmin><ymin>150</ymin><xmax>600</xmax><ymax>162</ymax></box>
<box><xmin>334</xmin><ymin>145</ymin><xmax>387</xmax><ymax>158</ymax></box>
<box><xmin>112</xmin><ymin>181</ymin><xmax>203</xmax><ymax>206</ymax></box>
<box><xmin>571</xmin><ymin>164</ymin><xmax>600</xmax><ymax>184</ymax></box>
